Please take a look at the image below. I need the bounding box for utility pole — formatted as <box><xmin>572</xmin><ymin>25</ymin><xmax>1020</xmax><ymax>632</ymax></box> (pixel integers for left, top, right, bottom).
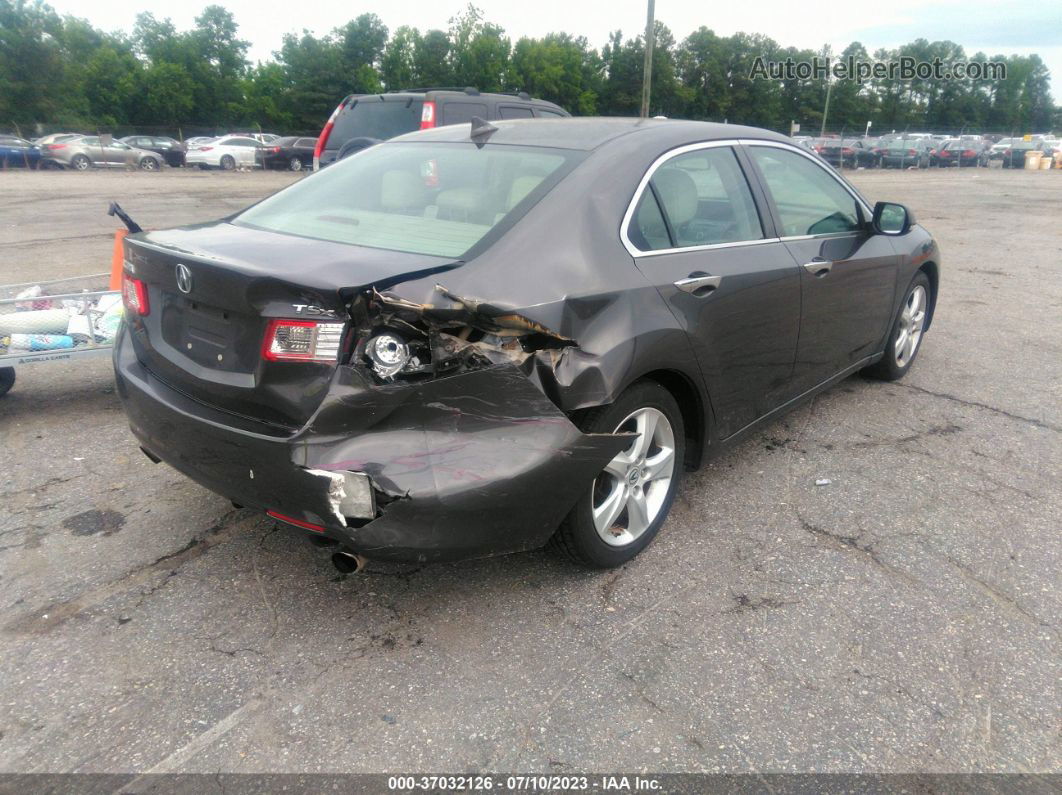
<box><xmin>640</xmin><ymin>0</ymin><xmax>655</xmax><ymax>118</ymax></box>
<box><xmin>820</xmin><ymin>77</ymin><xmax>832</xmax><ymax>137</ymax></box>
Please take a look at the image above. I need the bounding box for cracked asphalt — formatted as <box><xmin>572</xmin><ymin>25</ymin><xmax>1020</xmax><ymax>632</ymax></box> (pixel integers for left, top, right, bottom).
<box><xmin>0</xmin><ymin>167</ymin><xmax>1058</xmax><ymax>774</ymax></box>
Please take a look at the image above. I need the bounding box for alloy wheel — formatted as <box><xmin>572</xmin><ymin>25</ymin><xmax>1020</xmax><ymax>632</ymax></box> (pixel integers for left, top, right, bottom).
<box><xmin>289</xmin><ymin>157</ymin><xmax>302</xmax><ymax>171</ymax></box>
<box><xmin>72</xmin><ymin>155</ymin><xmax>90</xmax><ymax>171</ymax></box>
<box><xmin>592</xmin><ymin>407</ymin><xmax>676</xmax><ymax>547</ymax></box>
<box><xmin>894</xmin><ymin>284</ymin><xmax>927</xmax><ymax>367</ymax></box>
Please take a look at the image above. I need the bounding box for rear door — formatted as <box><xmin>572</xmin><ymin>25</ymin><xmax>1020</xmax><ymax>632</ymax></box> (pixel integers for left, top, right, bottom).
<box><xmin>226</xmin><ymin>137</ymin><xmax>259</xmax><ymax>166</ymax></box>
<box><xmin>744</xmin><ymin>142</ymin><xmax>898</xmax><ymax>393</ymax></box>
<box><xmin>623</xmin><ymin>142</ymin><xmax>802</xmax><ymax>439</ymax></box>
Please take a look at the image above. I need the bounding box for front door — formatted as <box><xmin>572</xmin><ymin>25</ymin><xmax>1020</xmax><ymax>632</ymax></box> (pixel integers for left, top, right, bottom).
<box><xmin>624</xmin><ymin>143</ymin><xmax>801</xmax><ymax>439</ymax></box>
<box><xmin>745</xmin><ymin>143</ymin><xmax>898</xmax><ymax>393</ymax></box>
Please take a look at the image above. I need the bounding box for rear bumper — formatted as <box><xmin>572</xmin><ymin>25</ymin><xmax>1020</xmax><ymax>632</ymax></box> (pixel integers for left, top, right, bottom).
<box><xmin>114</xmin><ymin>327</ymin><xmax>626</xmax><ymax>563</ymax></box>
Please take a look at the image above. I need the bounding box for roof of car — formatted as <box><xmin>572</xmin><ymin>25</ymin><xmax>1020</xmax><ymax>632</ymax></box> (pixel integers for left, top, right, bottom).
<box><xmin>390</xmin><ymin>117</ymin><xmax>791</xmax><ymax>151</ymax></box>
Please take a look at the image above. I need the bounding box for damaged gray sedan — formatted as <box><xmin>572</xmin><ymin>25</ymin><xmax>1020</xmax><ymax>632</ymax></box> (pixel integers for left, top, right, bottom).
<box><xmin>114</xmin><ymin>118</ymin><xmax>939</xmax><ymax>569</ymax></box>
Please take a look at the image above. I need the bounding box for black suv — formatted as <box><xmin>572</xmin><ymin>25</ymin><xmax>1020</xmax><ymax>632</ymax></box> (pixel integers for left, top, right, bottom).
<box><xmin>313</xmin><ymin>87</ymin><xmax>569</xmax><ymax>170</ymax></box>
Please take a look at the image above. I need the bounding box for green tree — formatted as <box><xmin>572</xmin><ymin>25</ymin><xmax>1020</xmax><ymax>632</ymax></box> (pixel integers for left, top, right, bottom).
<box><xmin>381</xmin><ymin>25</ymin><xmax>418</xmax><ymax>90</ymax></box>
<box><xmin>508</xmin><ymin>33</ymin><xmax>602</xmax><ymax>114</ymax></box>
<box><xmin>276</xmin><ymin>30</ymin><xmax>345</xmax><ymax>130</ymax></box>
<box><xmin>448</xmin><ymin>4</ymin><xmax>509</xmax><ymax>92</ymax></box>
<box><xmin>139</xmin><ymin>61</ymin><xmax>194</xmax><ymax>126</ymax></box>
<box><xmin>413</xmin><ymin>29</ymin><xmax>452</xmax><ymax>87</ymax></box>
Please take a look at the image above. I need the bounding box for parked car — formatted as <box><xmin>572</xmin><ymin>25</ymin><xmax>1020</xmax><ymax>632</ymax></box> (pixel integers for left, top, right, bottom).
<box><xmin>933</xmin><ymin>138</ymin><xmax>988</xmax><ymax>167</ymax></box>
<box><xmin>818</xmin><ymin>138</ymin><xmax>877</xmax><ymax>168</ymax></box>
<box><xmin>257</xmin><ymin>136</ymin><xmax>316</xmax><ymax>171</ymax></box>
<box><xmin>40</xmin><ymin>136</ymin><xmax>163</xmax><ymax>171</ymax></box>
<box><xmin>113</xmin><ymin>118</ymin><xmax>939</xmax><ymax>570</ymax></box>
<box><xmin>877</xmin><ymin>138</ymin><xmax>932</xmax><ymax>168</ymax></box>
<box><xmin>998</xmin><ymin>140</ymin><xmax>1052</xmax><ymax>168</ymax></box>
<box><xmin>120</xmin><ymin>135</ymin><xmax>186</xmax><ymax>167</ymax></box>
<box><xmin>0</xmin><ymin>135</ymin><xmax>42</xmax><ymax>168</ymax></box>
<box><xmin>313</xmin><ymin>87</ymin><xmax>569</xmax><ymax>169</ymax></box>
<box><xmin>184</xmin><ymin>135</ymin><xmax>263</xmax><ymax>170</ymax></box>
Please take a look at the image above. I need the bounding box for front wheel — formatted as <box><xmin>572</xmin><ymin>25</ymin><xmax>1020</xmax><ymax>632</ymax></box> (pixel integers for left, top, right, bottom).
<box><xmin>552</xmin><ymin>381</ymin><xmax>685</xmax><ymax>568</ymax></box>
<box><xmin>864</xmin><ymin>272</ymin><xmax>931</xmax><ymax>381</ymax></box>
<box><xmin>0</xmin><ymin>367</ymin><xmax>15</xmax><ymax>397</ymax></box>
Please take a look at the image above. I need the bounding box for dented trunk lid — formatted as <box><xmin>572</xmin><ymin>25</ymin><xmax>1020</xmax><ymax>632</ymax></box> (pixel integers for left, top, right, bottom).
<box><xmin>123</xmin><ymin>221</ymin><xmax>456</xmax><ymax>428</ymax></box>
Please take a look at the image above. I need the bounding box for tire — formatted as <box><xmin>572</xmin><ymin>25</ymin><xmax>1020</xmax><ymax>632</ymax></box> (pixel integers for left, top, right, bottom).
<box><xmin>288</xmin><ymin>156</ymin><xmax>302</xmax><ymax>171</ymax></box>
<box><xmin>0</xmin><ymin>367</ymin><xmax>14</xmax><ymax>398</ymax></box>
<box><xmin>552</xmin><ymin>380</ymin><xmax>686</xmax><ymax>568</ymax></box>
<box><xmin>71</xmin><ymin>154</ymin><xmax>91</xmax><ymax>171</ymax></box>
<box><xmin>220</xmin><ymin>155</ymin><xmax>236</xmax><ymax>171</ymax></box>
<box><xmin>139</xmin><ymin>157</ymin><xmax>159</xmax><ymax>171</ymax></box>
<box><xmin>863</xmin><ymin>272</ymin><xmax>931</xmax><ymax>381</ymax></box>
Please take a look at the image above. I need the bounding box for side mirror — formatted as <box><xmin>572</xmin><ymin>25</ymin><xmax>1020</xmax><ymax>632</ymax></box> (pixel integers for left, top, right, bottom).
<box><xmin>872</xmin><ymin>201</ymin><xmax>913</xmax><ymax>235</ymax></box>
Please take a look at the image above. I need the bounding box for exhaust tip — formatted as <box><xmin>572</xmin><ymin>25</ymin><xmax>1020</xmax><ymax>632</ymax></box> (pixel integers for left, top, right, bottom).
<box><xmin>332</xmin><ymin>550</ymin><xmax>366</xmax><ymax>574</ymax></box>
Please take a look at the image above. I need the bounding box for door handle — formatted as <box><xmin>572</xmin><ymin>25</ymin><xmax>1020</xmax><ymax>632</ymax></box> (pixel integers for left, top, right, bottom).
<box><xmin>674</xmin><ymin>274</ymin><xmax>722</xmax><ymax>296</ymax></box>
<box><xmin>802</xmin><ymin>258</ymin><xmax>833</xmax><ymax>277</ymax></box>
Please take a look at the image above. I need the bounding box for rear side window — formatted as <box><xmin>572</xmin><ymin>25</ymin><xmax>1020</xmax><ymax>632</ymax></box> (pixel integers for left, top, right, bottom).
<box><xmin>235</xmin><ymin>142</ymin><xmax>582</xmax><ymax>258</ymax></box>
<box><xmin>440</xmin><ymin>102</ymin><xmax>488</xmax><ymax>125</ymax></box>
<box><xmin>296</xmin><ymin>138</ymin><xmax>316</xmax><ymax>148</ymax></box>
<box><xmin>630</xmin><ymin>147</ymin><xmax>763</xmax><ymax>251</ymax></box>
<box><xmin>499</xmin><ymin>106</ymin><xmax>534</xmax><ymax>119</ymax></box>
<box><xmin>328</xmin><ymin>99</ymin><xmax>423</xmax><ymax>149</ymax></box>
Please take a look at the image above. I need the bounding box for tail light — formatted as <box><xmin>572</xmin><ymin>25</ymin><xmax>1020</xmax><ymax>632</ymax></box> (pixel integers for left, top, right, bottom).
<box><xmin>270</xmin><ymin>146</ymin><xmax>281</xmax><ymax>153</ymax></box>
<box><xmin>45</xmin><ymin>143</ymin><xmax>66</xmax><ymax>151</ymax></box>
<box><xmin>261</xmin><ymin>319</ymin><xmax>344</xmax><ymax>362</ymax></box>
<box><xmin>198</xmin><ymin>146</ymin><xmax>213</xmax><ymax>152</ymax></box>
<box><xmin>963</xmin><ymin>149</ymin><xmax>977</xmax><ymax>157</ymax></box>
<box><xmin>842</xmin><ymin>147</ymin><xmax>854</xmax><ymax>155</ymax></box>
<box><xmin>121</xmin><ymin>272</ymin><xmax>149</xmax><ymax>316</ymax></box>
<box><xmin>420</xmin><ymin>101</ymin><xmax>436</xmax><ymax>130</ymax></box>
<box><xmin>907</xmin><ymin>149</ymin><xmax>917</xmax><ymax>155</ymax></box>
<box><xmin>313</xmin><ymin>101</ymin><xmax>345</xmax><ymax>170</ymax></box>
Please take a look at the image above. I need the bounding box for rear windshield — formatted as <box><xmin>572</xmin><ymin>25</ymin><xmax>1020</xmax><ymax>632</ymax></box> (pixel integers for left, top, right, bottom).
<box><xmin>327</xmin><ymin>98</ymin><xmax>424</xmax><ymax>148</ymax></box>
<box><xmin>234</xmin><ymin>142</ymin><xmax>583</xmax><ymax>258</ymax></box>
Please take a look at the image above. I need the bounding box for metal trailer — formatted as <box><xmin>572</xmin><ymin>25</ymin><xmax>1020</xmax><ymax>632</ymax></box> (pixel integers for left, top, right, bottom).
<box><xmin>0</xmin><ymin>273</ymin><xmax>119</xmax><ymax>397</ymax></box>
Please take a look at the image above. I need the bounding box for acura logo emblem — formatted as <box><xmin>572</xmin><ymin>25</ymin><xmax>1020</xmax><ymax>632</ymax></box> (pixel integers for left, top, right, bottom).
<box><xmin>175</xmin><ymin>263</ymin><xmax>192</xmax><ymax>294</ymax></box>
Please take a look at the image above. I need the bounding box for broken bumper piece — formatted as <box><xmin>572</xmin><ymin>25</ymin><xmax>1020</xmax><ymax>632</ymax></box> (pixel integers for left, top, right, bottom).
<box><xmin>114</xmin><ymin>331</ymin><xmax>628</xmax><ymax>563</ymax></box>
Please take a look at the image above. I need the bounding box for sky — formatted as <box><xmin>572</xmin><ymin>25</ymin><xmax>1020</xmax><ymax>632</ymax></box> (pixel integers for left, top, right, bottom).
<box><xmin>46</xmin><ymin>0</ymin><xmax>1058</xmax><ymax>100</ymax></box>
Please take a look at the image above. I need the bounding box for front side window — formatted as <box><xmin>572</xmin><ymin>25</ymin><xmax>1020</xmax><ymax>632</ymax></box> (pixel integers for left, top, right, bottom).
<box><xmin>630</xmin><ymin>146</ymin><xmax>763</xmax><ymax>252</ymax></box>
<box><xmin>749</xmin><ymin>146</ymin><xmax>862</xmax><ymax>237</ymax></box>
<box><xmin>235</xmin><ymin>142</ymin><xmax>582</xmax><ymax>258</ymax></box>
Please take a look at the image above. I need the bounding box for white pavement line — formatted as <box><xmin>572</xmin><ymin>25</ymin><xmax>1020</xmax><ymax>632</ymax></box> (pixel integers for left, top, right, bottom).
<box><xmin>120</xmin><ymin>697</ymin><xmax>264</xmax><ymax>782</ymax></box>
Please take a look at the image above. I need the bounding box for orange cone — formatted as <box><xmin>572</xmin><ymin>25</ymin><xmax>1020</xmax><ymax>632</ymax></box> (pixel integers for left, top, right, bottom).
<box><xmin>109</xmin><ymin>229</ymin><xmax>128</xmax><ymax>290</ymax></box>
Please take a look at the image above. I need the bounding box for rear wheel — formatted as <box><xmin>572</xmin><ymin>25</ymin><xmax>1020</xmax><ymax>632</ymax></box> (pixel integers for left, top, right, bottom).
<box><xmin>552</xmin><ymin>381</ymin><xmax>685</xmax><ymax>568</ymax></box>
<box><xmin>288</xmin><ymin>156</ymin><xmax>302</xmax><ymax>171</ymax></box>
<box><xmin>139</xmin><ymin>157</ymin><xmax>158</xmax><ymax>171</ymax></box>
<box><xmin>220</xmin><ymin>155</ymin><xmax>236</xmax><ymax>171</ymax></box>
<box><xmin>864</xmin><ymin>272</ymin><xmax>931</xmax><ymax>381</ymax></box>
<box><xmin>71</xmin><ymin>154</ymin><xmax>90</xmax><ymax>171</ymax></box>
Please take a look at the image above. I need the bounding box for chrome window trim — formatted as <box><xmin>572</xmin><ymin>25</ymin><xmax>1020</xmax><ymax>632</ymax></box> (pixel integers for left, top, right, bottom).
<box><xmin>620</xmin><ymin>139</ymin><xmax>774</xmax><ymax>258</ymax></box>
<box><xmin>739</xmin><ymin>138</ymin><xmax>874</xmax><ymax>220</ymax></box>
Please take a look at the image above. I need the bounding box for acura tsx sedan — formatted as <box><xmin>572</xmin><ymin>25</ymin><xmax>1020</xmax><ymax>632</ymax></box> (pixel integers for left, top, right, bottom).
<box><xmin>113</xmin><ymin>118</ymin><xmax>940</xmax><ymax>569</ymax></box>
